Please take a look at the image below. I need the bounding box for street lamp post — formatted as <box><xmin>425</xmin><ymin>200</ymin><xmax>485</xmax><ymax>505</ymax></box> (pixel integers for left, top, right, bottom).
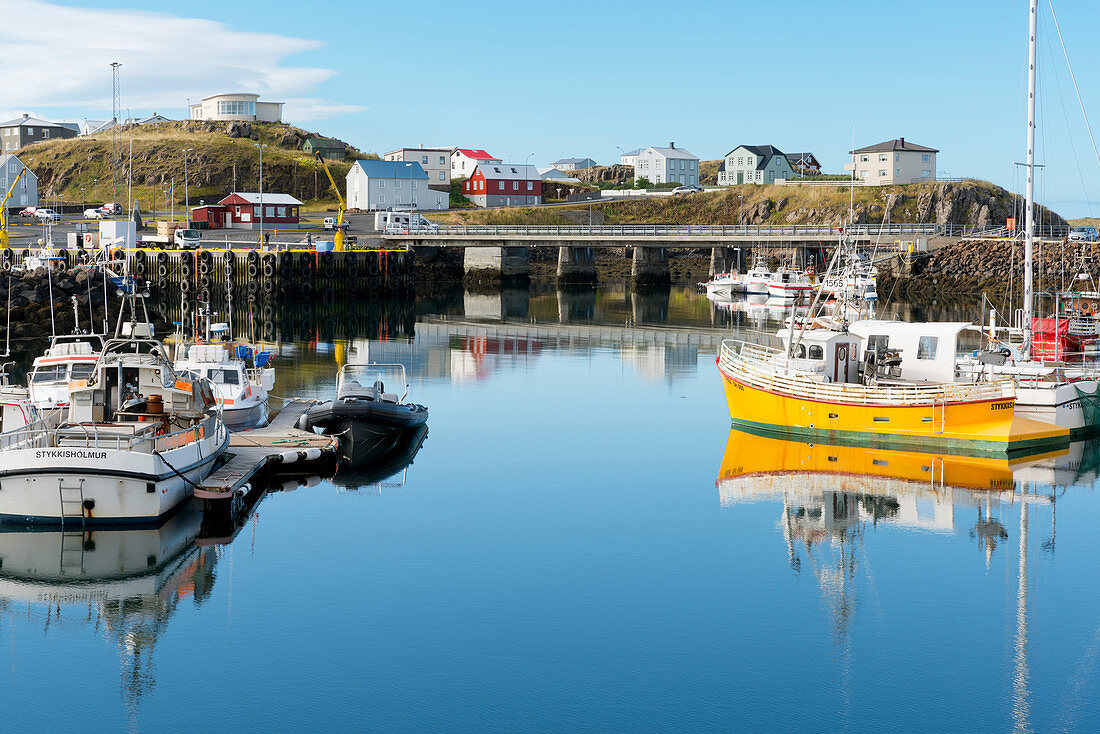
<box><xmin>182</xmin><ymin>148</ymin><xmax>193</xmax><ymax>226</ymax></box>
<box><xmin>255</xmin><ymin>143</ymin><xmax>267</xmax><ymax>244</ymax></box>
<box><xmin>93</xmin><ymin>178</ymin><xmax>97</xmax><ymax>204</ymax></box>
<box><xmin>80</xmin><ymin>187</ymin><xmax>85</xmax><ymax>214</ymax></box>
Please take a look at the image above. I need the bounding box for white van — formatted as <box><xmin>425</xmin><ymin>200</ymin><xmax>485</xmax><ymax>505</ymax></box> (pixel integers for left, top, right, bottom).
<box><xmin>174</xmin><ymin>228</ymin><xmax>201</xmax><ymax>249</ymax></box>
<box><xmin>375</xmin><ymin>211</ymin><xmax>438</xmax><ymax>234</ymax></box>
<box><xmin>323</xmin><ymin>217</ymin><xmax>350</xmax><ymax>231</ymax></box>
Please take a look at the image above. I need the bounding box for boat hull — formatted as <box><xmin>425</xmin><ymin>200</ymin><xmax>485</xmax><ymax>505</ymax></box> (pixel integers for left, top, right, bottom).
<box><xmin>0</xmin><ymin>431</ymin><xmax>228</xmax><ymax>526</ymax></box>
<box><xmin>718</xmin><ymin>365</ymin><xmax>1068</xmax><ymax>457</ymax></box>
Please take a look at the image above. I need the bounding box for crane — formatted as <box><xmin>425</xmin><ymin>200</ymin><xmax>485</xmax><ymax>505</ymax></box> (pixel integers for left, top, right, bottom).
<box><xmin>313</xmin><ymin>152</ymin><xmax>346</xmax><ymax>252</ymax></box>
<box><xmin>0</xmin><ymin>165</ymin><xmax>26</xmax><ymax>249</ymax></box>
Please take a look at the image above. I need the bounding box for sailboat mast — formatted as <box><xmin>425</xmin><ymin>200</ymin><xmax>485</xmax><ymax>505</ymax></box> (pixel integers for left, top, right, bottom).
<box><xmin>1023</xmin><ymin>0</ymin><xmax>1038</xmax><ymax>357</ymax></box>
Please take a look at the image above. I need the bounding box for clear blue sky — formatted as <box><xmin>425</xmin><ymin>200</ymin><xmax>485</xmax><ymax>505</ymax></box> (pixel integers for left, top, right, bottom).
<box><xmin>7</xmin><ymin>0</ymin><xmax>1100</xmax><ymax>217</ymax></box>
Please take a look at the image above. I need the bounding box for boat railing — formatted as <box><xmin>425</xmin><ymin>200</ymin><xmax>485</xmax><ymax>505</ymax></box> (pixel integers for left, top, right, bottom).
<box><xmin>0</xmin><ymin>412</ymin><xmax>220</xmax><ymax>453</ymax></box>
<box><xmin>719</xmin><ymin>340</ymin><xmax>1016</xmax><ymax>405</ymax></box>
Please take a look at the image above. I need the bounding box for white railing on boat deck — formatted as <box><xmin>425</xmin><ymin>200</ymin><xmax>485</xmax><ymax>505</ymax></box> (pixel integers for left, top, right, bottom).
<box><xmin>0</xmin><ymin>412</ymin><xmax>221</xmax><ymax>453</ymax></box>
<box><xmin>718</xmin><ymin>340</ymin><xmax>1016</xmax><ymax>406</ymax></box>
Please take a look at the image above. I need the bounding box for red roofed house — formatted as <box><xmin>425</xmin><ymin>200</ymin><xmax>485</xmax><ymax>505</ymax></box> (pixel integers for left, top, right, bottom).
<box><xmin>451</xmin><ymin>148</ymin><xmax>501</xmax><ymax>180</ymax></box>
<box><xmin>461</xmin><ymin>163</ymin><xmax>541</xmax><ymax>207</ymax></box>
<box><xmin>190</xmin><ymin>192</ymin><xmax>304</xmax><ymax>230</ymax></box>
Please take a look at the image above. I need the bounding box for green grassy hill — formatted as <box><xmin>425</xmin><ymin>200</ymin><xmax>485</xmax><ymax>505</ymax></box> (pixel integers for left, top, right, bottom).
<box><xmin>18</xmin><ymin>120</ymin><xmax>372</xmax><ymax>210</ymax></box>
<box><xmin>433</xmin><ymin>179</ymin><xmax>1066</xmax><ymax>228</ymax></box>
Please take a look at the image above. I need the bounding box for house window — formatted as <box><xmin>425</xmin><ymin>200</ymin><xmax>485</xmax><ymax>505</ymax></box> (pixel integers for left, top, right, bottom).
<box><xmin>439</xmin><ymin>171</ymin><xmax>445</xmax><ymax>180</ymax></box>
<box><xmin>879</xmin><ymin>169</ymin><xmax>887</xmax><ymax>176</ymax></box>
<box><xmin>379</xmin><ymin>179</ymin><xmax>385</xmax><ymax>188</ymax></box>
<box><xmin>861</xmin><ymin>155</ymin><xmax>869</xmax><ymax>162</ymax></box>
<box><xmin>923</xmin><ymin>170</ymin><xmax>932</xmax><ymax>177</ymax></box>
<box><xmin>421</xmin><ymin>155</ymin><xmax>428</xmax><ymax>164</ymax></box>
<box><xmin>379</xmin><ymin>194</ymin><xmax>385</xmax><ymax>204</ymax></box>
<box><xmin>896</xmin><ymin>169</ymin><xmax>900</xmax><ymax>176</ymax></box>
<box><xmin>439</xmin><ymin>155</ymin><xmax>446</xmax><ymax>165</ymax></box>
<box><xmin>922</xmin><ymin>154</ymin><xmax>931</xmax><ymax>162</ymax></box>
<box><xmin>895</xmin><ymin>153</ymin><xmax>899</xmax><ymax>161</ymax></box>
<box><xmin>879</xmin><ymin>154</ymin><xmax>887</xmax><ymax>162</ymax></box>
<box><xmin>395</xmin><ymin>180</ymin><xmax>401</xmax><ymax>188</ymax></box>
<box><xmin>217</xmin><ymin>100</ymin><xmax>256</xmax><ymax>116</ymax></box>
<box><xmin>738</xmin><ymin>157</ymin><xmax>743</xmax><ymax>165</ymax></box>
<box><xmin>412</xmin><ymin>181</ymin><xmax>418</xmax><ymax>189</ymax></box>
<box><xmin>513</xmin><ymin>181</ymin><xmax>519</xmax><ymax>191</ymax></box>
<box><xmin>689</xmin><ymin>175</ymin><xmax>695</xmax><ymax>185</ymax></box>
<box><xmin>917</xmin><ymin>336</ymin><xmax>938</xmax><ymax>360</ymax></box>
<box><xmin>265</xmin><ymin>206</ymin><xmax>274</xmax><ymax>217</ymax></box>
<box><xmin>768</xmin><ymin>171</ymin><xmax>774</xmax><ymax>180</ymax></box>
<box><xmin>42</xmin><ymin>129</ymin><xmax>49</xmax><ymax>138</ymax></box>
<box><xmin>680</xmin><ymin>160</ymin><xmax>685</xmax><ymax>170</ymax></box>
<box><xmin>689</xmin><ymin>161</ymin><xmax>695</xmax><ymax>170</ymax></box>
<box><xmin>27</xmin><ymin>127</ymin><xmax>33</xmax><ymax>135</ymax></box>
<box><xmin>498</xmin><ymin>182</ymin><xmax>505</xmax><ymax>191</ymax></box>
<box><xmin>527</xmin><ymin>181</ymin><xmax>533</xmax><ymax>191</ymax></box>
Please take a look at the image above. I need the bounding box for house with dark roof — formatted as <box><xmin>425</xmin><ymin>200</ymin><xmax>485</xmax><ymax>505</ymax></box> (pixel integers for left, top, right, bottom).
<box><xmin>718</xmin><ymin>145</ymin><xmax>795</xmax><ymax>185</ymax></box>
<box><xmin>849</xmin><ymin>138</ymin><xmax>937</xmax><ymax>185</ymax></box>
<box><xmin>785</xmin><ymin>152</ymin><xmax>821</xmax><ymax>175</ymax></box>
<box><xmin>462</xmin><ymin>163</ymin><xmax>541</xmax><ymax>207</ymax></box>
<box><xmin>346</xmin><ymin>160</ymin><xmax>449</xmax><ymax>211</ymax></box>
<box><xmin>303</xmin><ymin>137</ymin><xmax>346</xmax><ymax>161</ymax></box>
<box><xmin>549</xmin><ymin>157</ymin><xmax>597</xmax><ymax>172</ymax></box>
<box><xmin>0</xmin><ymin>114</ymin><xmax>77</xmax><ymax>153</ymax></box>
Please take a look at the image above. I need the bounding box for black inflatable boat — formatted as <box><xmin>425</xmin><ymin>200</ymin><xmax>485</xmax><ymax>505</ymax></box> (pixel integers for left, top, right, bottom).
<box><xmin>297</xmin><ymin>364</ymin><xmax>428</xmax><ymax>466</ymax></box>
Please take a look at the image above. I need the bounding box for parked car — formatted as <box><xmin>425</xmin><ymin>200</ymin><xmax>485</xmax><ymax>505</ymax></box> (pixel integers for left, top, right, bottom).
<box><xmin>174</xmin><ymin>228</ymin><xmax>200</xmax><ymax>249</ymax></box>
<box><xmin>18</xmin><ymin>207</ymin><xmax>37</xmax><ymax>218</ymax></box>
<box><xmin>671</xmin><ymin>185</ymin><xmax>703</xmax><ymax>195</ymax></box>
<box><xmin>1069</xmin><ymin>226</ymin><xmax>1098</xmax><ymax>242</ymax></box>
<box><xmin>83</xmin><ymin>208</ymin><xmax>104</xmax><ymax>219</ymax></box>
<box><xmin>98</xmin><ymin>202</ymin><xmax>123</xmax><ymax>216</ymax></box>
<box><xmin>323</xmin><ymin>217</ymin><xmax>350</xmax><ymax>231</ymax></box>
<box><xmin>34</xmin><ymin>208</ymin><xmax>60</xmax><ymax>222</ymax></box>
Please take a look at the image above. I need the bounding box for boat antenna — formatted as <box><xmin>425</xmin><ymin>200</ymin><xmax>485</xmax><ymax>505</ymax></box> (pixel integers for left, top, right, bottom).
<box><xmin>101</xmin><ymin>260</ymin><xmax>109</xmax><ymax>335</ymax></box>
<box><xmin>46</xmin><ymin>259</ymin><xmax>56</xmax><ymax>338</ymax></box>
<box><xmin>1022</xmin><ymin>0</ymin><xmax>1038</xmax><ymax>359</ymax></box>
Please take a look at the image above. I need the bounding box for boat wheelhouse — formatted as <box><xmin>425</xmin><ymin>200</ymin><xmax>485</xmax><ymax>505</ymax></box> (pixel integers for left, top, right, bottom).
<box><xmin>28</xmin><ymin>334</ymin><xmax>104</xmax><ymax>407</ymax></box>
<box><xmin>0</xmin><ymin>329</ymin><xmax>228</xmax><ymax>525</ymax></box>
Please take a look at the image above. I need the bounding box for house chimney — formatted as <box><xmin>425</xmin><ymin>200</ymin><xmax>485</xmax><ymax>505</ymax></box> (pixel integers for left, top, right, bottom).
<box><xmin>22</xmin><ymin>113</ymin><xmax>28</xmax><ymax>120</ymax></box>
<box><xmin>669</xmin><ymin>141</ymin><xmax>675</xmax><ymax>149</ymax></box>
<box><xmin>900</xmin><ymin>137</ymin><xmax>905</xmax><ymax>147</ymax></box>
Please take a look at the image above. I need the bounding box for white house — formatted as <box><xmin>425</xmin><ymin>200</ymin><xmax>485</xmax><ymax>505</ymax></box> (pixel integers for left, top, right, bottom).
<box><xmin>619</xmin><ymin>148</ymin><xmax>643</xmax><ymax>167</ymax></box>
<box><xmin>849</xmin><ymin>138</ymin><xmax>938</xmax><ymax>185</ymax></box>
<box><xmin>451</xmin><ymin>148</ymin><xmax>501</xmax><ymax>179</ymax></box>
<box><xmin>346</xmin><ymin>160</ymin><xmax>449</xmax><ymax>212</ymax></box>
<box><xmin>384</xmin><ymin>147</ymin><xmax>452</xmax><ymax>189</ymax></box>
<box><xmin>717</xmin><ymin>145</ymin><xmax>795</xmax><ymax>185</ymax></box>
<box><xmin>189</xmin><ymin>93</ymin><xmax>283</xmax><ymax>123</ymax></box>
<box><xmin>633</xmin><ymin>143</ymin><xmax>699</xmax><ymax>185</ymax></box>
<box><xmin>0</xmin><ymin>155</ymin><xmax>37</xmax><ymax>209</ymax></box>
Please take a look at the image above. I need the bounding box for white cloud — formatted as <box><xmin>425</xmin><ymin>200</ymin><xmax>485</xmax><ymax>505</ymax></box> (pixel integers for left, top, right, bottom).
<box><xmin>0</xmin><ymin>0</ymin><xmax>364</xmax><ymax>121</ymax></box>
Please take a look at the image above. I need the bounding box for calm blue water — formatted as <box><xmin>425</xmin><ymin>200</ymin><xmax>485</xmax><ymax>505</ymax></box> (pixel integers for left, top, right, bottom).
<box><xmin>2</xmin><ymin>286</ymin><xmax>1098</xmax><ymax>732</ymax></box>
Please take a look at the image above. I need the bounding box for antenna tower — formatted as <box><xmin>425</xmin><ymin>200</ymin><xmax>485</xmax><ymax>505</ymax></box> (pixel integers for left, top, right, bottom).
<box><xmin>111</xmin><ymin>62</ymin><xmax>122</xmax><ymax>202</ymax></box>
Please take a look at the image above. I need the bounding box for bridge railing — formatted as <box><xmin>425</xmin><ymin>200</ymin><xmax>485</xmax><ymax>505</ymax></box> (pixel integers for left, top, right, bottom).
<box><xmin>388</xmin><ymin>223</ymin><xmax>941</xmax><ymax>238</ymax></box>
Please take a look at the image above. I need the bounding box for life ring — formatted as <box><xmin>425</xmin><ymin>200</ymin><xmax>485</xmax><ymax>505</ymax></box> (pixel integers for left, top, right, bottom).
<box><xmin>805</xmin><ymin>265</ymin><xmax>815</xmax><ymax>276</ymax></box>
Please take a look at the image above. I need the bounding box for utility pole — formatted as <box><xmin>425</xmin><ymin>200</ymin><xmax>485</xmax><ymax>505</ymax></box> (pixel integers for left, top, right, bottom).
<box><xmin>110</xmin><ymin>62</ymin><xmax>122</xmax><ymax>205</ymax></box>
<box><xmin>183</xmin><ymin>148</ymin><xmax>193</xmax><ymax>226</ymax></box>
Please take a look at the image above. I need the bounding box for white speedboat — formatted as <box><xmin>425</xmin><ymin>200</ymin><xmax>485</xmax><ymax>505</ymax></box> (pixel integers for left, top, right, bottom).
<box><xmin>27</xmin><ymin>334</ymin><xmax>104</xmax><ymax>407</ymax></box>
<box><xmin>744</xmin><ymin>257</ymin><xmax>772</xmax><ymax>295</ymax></box>
<box><xmin>766</xmin><ymin>266</ymin><xmax>812</xmax><ymax>299</ymax></box>
<box><xmin>702</xmin><ymin>272</ymin><xmax>746</xmax><ymax>298</ymax></box>
<box><xmin>0</xmin><ymin>324</ymin><xmax>229</xmax><ymax>526</ymax></box>
<box><xmin>173</xmin><ymin>317</ymin><xmax>274</xmax><ymax>430</ymax></box>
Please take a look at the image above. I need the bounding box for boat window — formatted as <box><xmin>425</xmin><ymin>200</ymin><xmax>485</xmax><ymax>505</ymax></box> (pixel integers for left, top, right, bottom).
<box><xmin>917</xmin><ymin>336</ymin><xmax>938</xmax><ymax>360</ymax></box>
<box><xmin>207</xmin><ymin>368</ymin><xmax>240</xmax><ymax>385</ymax></box>
<box><xmin>31</xmin><ymin>365</ymin><xmax>67</xmax><ymax>382</ymax></box>
<box><xmin>808</xmin><ymin>345</ymin><xmax>823</xmax><ymax>360</ymax></box>
<box><xmin>796</xmin><ymin>344</ymin><xmax>806</xmax><ymax>358</ymax></box>
<box><xmin>867</xmin><ymin>335</ymin><xmax>889</xmax><ymax>353</ymax></box>
<box><xmin>70</xmin><ymin>363</ymin><xmax>94</xmax><ymax>380</ymax></box>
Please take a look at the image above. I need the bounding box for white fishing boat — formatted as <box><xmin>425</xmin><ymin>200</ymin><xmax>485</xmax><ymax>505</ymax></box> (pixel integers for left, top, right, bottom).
<box><xmin>702</xmin><ymin>271</ymin><xmax>746</xmax><ymax>298</ymax></box>
<box><xmin>766</xmin><ymin>265</ymin><xmax>812</xmax><ymax>299</ymax></box>
<box><xmin>0</xmin><ymin>301</ymin><xmax>228</xmax><ymax>525</ymax></box>
<box><xmin>744</xmin><ymin>256</ymin><xmax>772</xmax><ymax>295</ymax></box>
<box><xmin>819</xmin><ymin>253</ymin><xmax>878</xmax><ymax>301</ymax></box>
<box><xmin>28</xmin><ymin>334</ymin><xmax>104</xmax><ymax>407</ymax></box>
<box><xmin>173</xmin><ymin>308</ymin><xmax>274</xmax><ymax>430</ymax></box>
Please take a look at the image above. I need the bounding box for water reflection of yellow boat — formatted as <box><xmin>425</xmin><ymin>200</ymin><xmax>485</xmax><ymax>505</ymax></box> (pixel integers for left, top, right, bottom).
<box><xmin>717</xmin><ymin>426</ymin><xmax>1067</xmax><ymax>496</ymax></box>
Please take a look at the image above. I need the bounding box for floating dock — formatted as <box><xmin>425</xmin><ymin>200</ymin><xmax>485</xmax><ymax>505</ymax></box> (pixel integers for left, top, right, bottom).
<box><xmin>195</xmin><ymin>399</ymin><xmax>336</xmax><ymax>505</ymax></box>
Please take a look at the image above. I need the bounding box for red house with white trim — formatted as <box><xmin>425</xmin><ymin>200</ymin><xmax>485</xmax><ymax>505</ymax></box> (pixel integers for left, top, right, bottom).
<box><xmin>461</xmin><ymin>163</ymin><xmax>541</xmax><ymax>207</ymax></box>
<box><xmin>191</xmin><ymin>192</ymin><xmax>304</xmax><ymax>230</ymax></box>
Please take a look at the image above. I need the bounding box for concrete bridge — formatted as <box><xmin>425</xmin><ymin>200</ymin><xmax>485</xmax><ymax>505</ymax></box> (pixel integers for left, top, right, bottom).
<box><xmin>381</xmin><ymin>223</ymin><xmax>942</xmax><ymax>284</ymax></box>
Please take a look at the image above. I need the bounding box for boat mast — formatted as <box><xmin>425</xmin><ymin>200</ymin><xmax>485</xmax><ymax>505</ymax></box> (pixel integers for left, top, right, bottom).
<box><xmin>1023</xmin><ymin>0</ymin><xmax>1038</xmax><ymax>358</ymax></box>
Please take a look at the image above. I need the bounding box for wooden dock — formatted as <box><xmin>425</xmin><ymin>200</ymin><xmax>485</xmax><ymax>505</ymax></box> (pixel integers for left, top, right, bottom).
<box><xmin>195</xmin><ymin>399</ymin><xmax>336</xmax><ymax>502</ymax></box>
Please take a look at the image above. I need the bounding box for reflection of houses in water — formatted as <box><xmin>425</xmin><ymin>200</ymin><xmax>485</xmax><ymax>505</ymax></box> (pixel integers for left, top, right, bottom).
<box><xmin>0</xmin><ymin>503</ymin><xmax>222</xmax><ymax>717</ymax></box>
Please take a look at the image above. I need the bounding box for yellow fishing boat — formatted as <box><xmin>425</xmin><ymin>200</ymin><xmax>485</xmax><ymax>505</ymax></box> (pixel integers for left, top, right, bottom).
<box><xmin>717</xmin><ymin>331</ymin><xmax>1069</xmax><ymax>456</ymax></box>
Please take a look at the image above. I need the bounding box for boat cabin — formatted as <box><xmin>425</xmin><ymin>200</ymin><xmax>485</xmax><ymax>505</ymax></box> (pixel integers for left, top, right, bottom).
<box><xmin>29</xmin><ymin>335</ymin><xmax>104</xmax><ymax>406</ymax></box>
<box><xmin>849</xmin><ymin>320</ymin><xmax>969</xmax><ymax>383</ymax></box>
<box><xmin>779</xmin><ymin>328</ymin><xmax>861</xmax><ymax>383</ymax></box>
